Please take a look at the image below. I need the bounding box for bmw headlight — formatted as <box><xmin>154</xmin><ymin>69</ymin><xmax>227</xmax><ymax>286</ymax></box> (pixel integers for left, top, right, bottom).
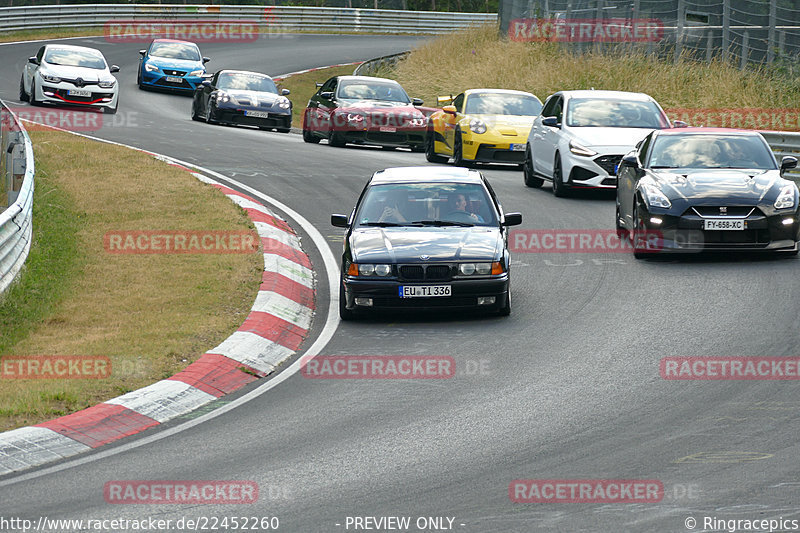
<box><xmin>640</xmin><ymin>183</ymin><xmax>672</xmax><ymax>209</ymax></box>
<box><xmin>774</xmin><ymin>184</ymin><xmax>797</xmax><ymax>209</ymax></box>
<box><xmin>409</xmin><ymin>116</ymin><xmax>427</xmax><ymax>127</ymax></box>
<box><xmin>458</xmin><ymin>262</ymin><xmax>502</xmax><ymax>276</ymax></box>
<box><xmin>469</xmin><ymin>118</ymin><xmax>487</xmax><ymax>134</ymax></box>
<box><xmin>98</xmin><ymin>79</ymin><xmax>116</xmax><ymax>88</ymax></box>
<box><xmin>569</xmin><ymin>140</ymin><xmax>598</xmax><ymax>157</ymax></box>
<box><xmin>40</xmin><ymin>73</ymin><xmax>61</xmax><ymax>83</ymax></box>
<box><xmin>354</xmin><ymin>263</ymin><xmax>392</xmax><ymax>277</ymax></box>
<box><xmin>144</xmin><ymin>62</ymin><xmax>159</xmax><ymax>72</ymax></box>
<box><xmin>188</xmin><ymin>69</ymin><xmax>204</xmax><ymax>77</ymax></box>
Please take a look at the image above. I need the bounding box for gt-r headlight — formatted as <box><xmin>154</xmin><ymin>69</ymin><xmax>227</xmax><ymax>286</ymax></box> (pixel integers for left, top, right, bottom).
<box><xmin>469</xmin><ymin>119</ymin><xmax>487</xmax><ymax>134</ymax></box>
<box><xmin>640</xmin><ymin>183</ymin><xmax>672</xmax><ymax>209</ymax></box>
<box><xmin>144</xmin><ymin>62</ymin><xmax>159</xmax><ymax>72</ymax></box>
<box><xmin>98</xmin><ymin>79</ymin><xmax>116</xmax><ymax>88</ymax></box>
<box><xmin>774</xmin><ymin>184</ymin><xmax>797</xmax><ymax>210</ymax></box>
<box><xmin>40</xmin><ymin>72</ymin><xmax>61</xmax><ymax>83</ymax></box>
<box><xmin>348</xmin><ymin>263</ymin><xmax>392</xmax><ymax>277</ymax></box>
<box><xmin>188</xmin><ymin>69</ymin><xmax>204</xmax><ymax>77</ymax></box>
<box><xmin>569</xmin><ymin>140</ymin><xmax>598</xmax><ymax>157</ymax></box>
<box><xmin>458</xmin><ymin>262</ymin><xmax>503</xmax><ymax>276</ymax></box>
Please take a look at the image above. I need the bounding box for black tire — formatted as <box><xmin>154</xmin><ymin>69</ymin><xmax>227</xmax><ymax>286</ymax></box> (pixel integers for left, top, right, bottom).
<box><xmin>339</xmin><ymin>282</ymin><xmax>355</xmax><ymax>321</ymax></box>
<box><xmin>103</xmin><ymin>103</ymin><xmax>118</xmax><ymax>115</ymax></box>
<box><xmin>552</xmin><ymin>153</ymin><xmax>569</xmax><ymax>197</ymax></box>
<box><xmin>615</xmin><ymin>203</ymin><xmax>626</xmax><ymax>240</ymax></box>
<box><xmin>452</xmin><ymin>129</ymin><xmax>469</xmax><ymax>167</ymax></box>
<box><xmin>190</xmin><ymin>99</ymin><xmax>202</xmax><ymax>121</ymax></box>
<box><xmin>497</xmin><ymin>288</ymin><xmax>511</xmax><ymax>316</ymax></box>
<box><xmin>19</xmin><ymin>74</ymin><xmax>29</xmax><ymax>102</ymax></box>
<box><xmin>276</xmin><ymin>126</ymin><xmax>291</xmax><ymax>133</ymax></box>
<box><xmin>523</xmin><ymin>146</ymin><xmax>544</xmax><ymax>188</ymax></box>
<box><xmin>29</xmin><ymin>80</ymin><xmax>40</xmax><ymax>106</ymax></box>
<box><xmin>329</xmin><ymin>132</ymin><xmax>346</xmax><ymax>147</ymax></box>
<box><xmin>425</xmin><ymin>131</ymin><xmax>447</xmax><ymax>163</ymax></box>
<box><xmin>632</xmin><ymin>203</ymin><xmax>647</xmax><ymax>259</ymax></box>
<box><xmin>303</xmin><ymin>127</ymin><xmax>319</xmax><ymax>143</ymax></box>
<box><xmin>206</xmin><ymin>102</ymin><xmax>218</xmax><ymax>124</ymax></box>
<box><xmin>410</xmin><ymin>144</ymin><xmax>425</xmax><ymax>153</ymax></box>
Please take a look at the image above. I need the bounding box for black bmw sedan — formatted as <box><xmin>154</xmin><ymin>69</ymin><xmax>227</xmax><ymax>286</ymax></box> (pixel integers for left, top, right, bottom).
<box><xmin>616</xmin><ymin>128</ymin><xmax>799</xmax><ymax>257</ymax></box>
<box><xmin>331</xmin><ymin>167</ymin><xmax>522</xmax><ymax>319</ymax></box>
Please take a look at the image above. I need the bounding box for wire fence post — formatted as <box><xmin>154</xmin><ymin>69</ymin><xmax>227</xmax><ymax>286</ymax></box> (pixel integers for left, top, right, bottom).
<box><xmin>767</xmin><ymin>1</ymin><xmax>776</xmax><ymax>65</ymax></box>
<box><xmin>706</xmin><ymin>30</ymin><xmax>713</xmax><ymax>63</ymax></box>
<box><xmin>721</xmin><ymin>0</ymin><xmax>730</xmax><ymax>63</ymax></box>
<box><xmin>740</xmin><ymin>30</ymin><xmax>749</xmax><ymax>70</ymax></box>
<box><xmin>674</xmin><ymin>0</ymin><xmax>684</xmax><ymax>62</ymax></box>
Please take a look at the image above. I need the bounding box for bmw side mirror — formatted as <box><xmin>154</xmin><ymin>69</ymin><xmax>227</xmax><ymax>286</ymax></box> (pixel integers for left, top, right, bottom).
<box><xmin>502</xmin><ymin>213</ymin><xmax>522</xmax><ymax>226</ymax></box>
<box><xmin>621</xmin><ymin>154</ymin><xmax>639</xmax><ymax>168</ymax></box>
<box><xmin>202</xmin><ymin>57</ymin><xmax>211</xmax><ymax>63</ymax></box>
<box><xmin>781</xmin><ymin>156</ymin><xmax>798</xmax><ymax>173</ymax></box>
<box><xmin>110</xmin><ymin>65</ymin><xmax>120</xmax><ymax>73</ymax></box>
<box><xmin>412</xmin><ymin>98</ymin><xmax>423</xmax><ymax>106</ymax></box>
<box><xmin>542</xmin><ymin>116</ymin><xmax>560</xmax><ymax>128</ymax></box>
<box><xmin>331</xmin><ymin>214</ymin><xmax>349</xmax><ymax>228</ymax></box>
<box><xmin>319</xmin><ymin>91</ymin><xmax>334</xmax><ymax>100</ymax></box>
<box><xmin>28</xmin><ymin>56</ymin><xmax>39</xmax><ymax>64</ymax></box>
<box><xmin>138</xmin><ymin>50</ymin><xmax>146</xmax><ymax>57</ymax></box>
<box><xmin>281</xmin><ymin>88</ymin><xmax>291</xmax><ymax>96</ymax></box>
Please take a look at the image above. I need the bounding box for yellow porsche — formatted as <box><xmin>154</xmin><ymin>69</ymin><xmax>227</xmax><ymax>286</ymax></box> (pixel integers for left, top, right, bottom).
<box><xmin>425</xmin><ymin>89</ymin><xmax>543</xmax><ymax>167</ymax></box>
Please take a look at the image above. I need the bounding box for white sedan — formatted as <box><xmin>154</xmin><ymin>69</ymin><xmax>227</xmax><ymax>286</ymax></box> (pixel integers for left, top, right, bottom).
<box><xmin>524</xmin><ymin>90</ymin><xmax>673</xmax><ymax>196</ymax></box>
<box><xmin>20</xmin><ymin>44</ymin><xmax>120</xmax><ymax>114</ymax></box>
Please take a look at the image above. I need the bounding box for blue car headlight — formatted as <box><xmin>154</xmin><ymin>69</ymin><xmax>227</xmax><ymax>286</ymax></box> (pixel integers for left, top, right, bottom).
<box><xmin>188</xmin><ymin>69</ymin><xmax>204</xmax><ymax>77</ymax></box>
<box><xmin>144</xmin><ymin>62</ymin><xmax>159</xmax><ymax>73</ymax></box>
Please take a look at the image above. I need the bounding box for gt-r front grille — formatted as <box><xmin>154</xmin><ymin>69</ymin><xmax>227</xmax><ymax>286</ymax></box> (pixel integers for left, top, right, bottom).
<box><xmin>398</xmin><ymin>264</ymin><xmax>453</xmax><ymax>281</ymax></box>
<box><xmin>688</xmin><ymin>206</ymin><xmax>757</xmax><ymax>218</ymax></box>
<box><xmin>594</xmin><ymin>155</ymin><xmax>623</xmax><ymax>176</ymax></box>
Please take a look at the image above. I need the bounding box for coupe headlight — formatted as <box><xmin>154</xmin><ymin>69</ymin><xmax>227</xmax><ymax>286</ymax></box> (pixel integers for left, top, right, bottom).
<box><xmin>346</xmin><ymin>113</ymin><xmax>364</xmax><ymax>123</ymax></box>
<box><xmin>458</xmin><ymin>262</ymin><xmax>502</xmax><ymax>276</ymax></box>
<box><xmin>469</xmin><ymin>119</ymin><xmax>487</xmax><ymax>134</ymax></box>
<box><xmin>144</xmin><ymin>63</ymin><xmax>159</xmax><ymax>72</ymax></box>
<box><xmin>641</xmin><ymin>183</ymin><xmax>672</xmax><ymax>209</ymax></box>
<box><xmin>569</xmin><ymin>140</ymin><xmax>598</xmax><ymax>157</ymax></box>
<box><xmin>774</xmin><ymin>184</ymin><xmax>797</xmax><ymax>210</ymax></box>
<box><xmin>216</xmin><ymin>91</ymin><xmax>230</xmax><ymax>103</ymax></box>
<box><xmin>98</xmin><ymin>79</ymin><xmax>116</xmax><ymax>88</ymax></box>
<box><xmin>352</xmin><ymin>263</ymin><xmax>392</xmax><ymax>277</ymax></box>
<box><xmin>188</xmin><ymin>69</ymin><xmax>204</xmax><ymax>77</ymax></box>
<box><xmin>40</xmin><ymin>73</ymin><xmax>61</xmax><ymax>83</ymax></box>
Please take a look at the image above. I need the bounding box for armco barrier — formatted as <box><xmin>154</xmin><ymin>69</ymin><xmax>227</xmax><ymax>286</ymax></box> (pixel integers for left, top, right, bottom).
<box><xmin>0</xmin><ymin>102</ymin><xmax>34</xmax><ymax>296</ymax></box>
<box><xmin>0</xmin><ymin>4</ymin><xmax>497</xmax><ymax>35</ymax></box>
<box><xmin>762</xmin><ymin>131</ymin><xmax>800</xmax><ymax>178</ymax></box>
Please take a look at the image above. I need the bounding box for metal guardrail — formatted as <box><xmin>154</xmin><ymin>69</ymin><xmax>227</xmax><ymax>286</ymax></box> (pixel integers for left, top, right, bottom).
<box><xmin>0</xmin><ymin>102</ymin><xmax>34</xmax><ymax>296</ymax></box>
<box><xmin>763</xmin><ymin>131</ymin><xmax>800</xmax><ymax>179</ymax></box>
<box><xmin>0</xmin><ymin>4</ymin><xmax>497</xmax><ymax>35</ymax></box>
<box><xmin>353</xmin><ymin>51</ymin><xmax>410</xmax><ymax>76</ymax></box>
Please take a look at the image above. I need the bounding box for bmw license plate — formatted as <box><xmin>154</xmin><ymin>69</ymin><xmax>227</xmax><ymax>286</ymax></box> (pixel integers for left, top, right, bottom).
<box><xmin>165</xmin><ymin>76</ymin><xmax>183</xmax><ymax>83</ymax></box>
<box><xmin>399</xmin><ymin>285</ymin><xmax>451</xmax><ymax>298</ymax></box>
<box><xmin>245</xmin><ymin>110</ymin><xmax>270</xmax><ymax>118</ymax></box>
<box><xmin>67</xmin><ymin>89</ymin><xmax>91</xmax><ymax>97</ymax></box>
<box><xmin>704</xmin><ymin>218</ymin><xmax>744</xmax><ymax>230</ymax></box>
<box><xmin>509</xmin><ymin>144</ymin><xmax>525</xmax><ymax>151</ymax></box>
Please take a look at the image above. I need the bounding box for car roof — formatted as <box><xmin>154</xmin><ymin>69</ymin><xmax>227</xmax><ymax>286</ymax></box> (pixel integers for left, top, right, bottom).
<box><xmin>217</xmin><ymin>69</ymin><xmax>273</xmax><ymax>79</ymax></box>
<box><xmin>558</xmin><ymin>90</ymin><xmax>655</xmax><ymax>101</ymax></box>
<box><xmin>151</xmin><ymin>39</ymin><xmax>199</xmax><ymax>46</ymax></box>
<box><xmin>370</xmin><ymin>166</ymin><xmax>484</xmax><ymax>185</ymax></box>
<box><xmin>336</xmin><ymin>75</ymin><xmax>402</xmax><ymax>85</ymax></box>
<box><xmin>656</xmin><ymin>127</ymin><xmax>761</xmax><ymax>136</ymax></box>
<box><xmin>464</xmin><ymin>88</ymin><xmax>537</xmax><ymax>97</ymax></box>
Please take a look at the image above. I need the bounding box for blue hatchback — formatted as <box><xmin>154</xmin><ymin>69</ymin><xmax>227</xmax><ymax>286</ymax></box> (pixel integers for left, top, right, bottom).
<box><xmin>137</xmin><ymin>39</ymin><xmax>209</xmax><ymax>93</ymax></box>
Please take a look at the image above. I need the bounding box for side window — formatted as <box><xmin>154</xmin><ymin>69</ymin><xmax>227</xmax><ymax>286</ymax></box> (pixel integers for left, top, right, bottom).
<box><xmin>36</xmin><ymin>46</ymin><xmax>45</xmax><ymax>62</ymax></box>
<box><xmin>638</xmin><ymin>133</ymin><xmax>653</xmax><ymax>164</ymax></box>
<box><xmin>453</xmin><ymin>93</ymin><xmax>465</xmax><ymax>113</ymax></box>
<box><xmin>541</xmin><ymin>95</ymin><xmax>563</xmax><ymax>122</ymax></box>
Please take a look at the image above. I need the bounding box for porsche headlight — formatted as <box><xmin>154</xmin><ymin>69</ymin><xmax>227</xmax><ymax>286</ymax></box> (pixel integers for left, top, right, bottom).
<box><xmin>277</xmin><ymin>98</ymin><xmax>291</xmax><ymax>109</ymax></box>
<box><xmin>640</xmin><ymin>183</ymin><xmax>672</xmax><ymax>209</ymax></box>
<box><xmin>144</xmin><ymin>62</ymin><xmax>159</xmax><ymax>72</ymax></box>
<box><xmin>40</xmin><ymin>72</ymin><xmax>61</xmax><ymax>83</ymax></box>
<box><xmin>774</xmin><ymin>184</ymin><xmax>797</xmax><ymax>210</ymax></box>
<box><xmin>98</xmin><ymin>79</ymin><xmax>116</xmax><ymax>88</ymax></box>
<box><xmin>188</xmin><ymin>69</ymin><xmax>204</xmax><ymax>77</ymax></box>
<box><xmin>216</xmin><ymin>91</ymin><xmax>230</xmax><ymax>103</ymax></box>
<box><xmin>469</xmin><ymin>118</ymin><xmax>487</xmax><ymax>134</ymax></box>
<box><xmin>569</xmin><ymin>140</ymin><xmax>598</xmax><ymax>157</ymax></box>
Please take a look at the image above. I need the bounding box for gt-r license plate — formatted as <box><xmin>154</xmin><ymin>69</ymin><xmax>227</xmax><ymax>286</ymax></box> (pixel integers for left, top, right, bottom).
<box><xmin>704</xmin><ymin>218</ymin><xmax>745</xmax><ymax>230</ymax></box>
<box><xmin>165</xmin><ymin>76</ymin><xmax>183</xmax><ymax>83</ymax></box>
<box><xmin>67</xmin><ymin>89</ymin><xmax>91</xmax><ymax>97</ymax></box>
<box><xmin>245</xmin><ymin>110</ymin><xmax>270</xmax><ymax>118</ymax></box>
<box><xmin>379</xmin><ymin>126</ymin><xmax>396</xmax><ymax>133</ymax></box>
<box><xmin>399</xmin><ymin>285</ymin><xmax>451</xmax><ymax>298</ymax></box>
<box><xmin>509</xmin><ymin>144</ymin><xmax>526</xmax><ymax>151</ymax></box>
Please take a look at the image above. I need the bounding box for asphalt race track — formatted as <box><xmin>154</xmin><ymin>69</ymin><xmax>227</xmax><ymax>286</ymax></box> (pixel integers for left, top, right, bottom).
<box><xmin>1</xmin><ymin>33</ymin><xmax>800</xmax><ymax>532</ymax></box>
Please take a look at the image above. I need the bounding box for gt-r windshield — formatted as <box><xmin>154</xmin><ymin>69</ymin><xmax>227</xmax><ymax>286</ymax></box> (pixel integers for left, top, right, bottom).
<box><xmin>648</xmin><ymin>134</ymin><xmax>777</xmax><ymax>170</ymax></box>
<box><xmin>337</xmin><ymin>80</ymin><xmax>410</xmax><ymax>103</ymax></box>
<box><xmin>355</xmin><ymin>183</ymin><xmax>497</xmax><ymax>227</ymax></box>
<box><xmin>566</xmin><ymin>98</ymin><xmax>669</xmax><ymax>128</ymax></box>
<box><xmin>44</xmin><ymin>48</ymin><xmax>106</xmax><ymax>69</ymax></box>
<box><xmin>149</xmin><ymin>42</ymin><xmax>201</xmax><ymax>61</ymax></box>
<box><xmin>464</xmin><ymin>93</ymin><xmax>542</xmax><ymax>116</ymax></box>
<box><xmin>217</xmin><ymin>73</ymin><xmax>278</xmax><ymax>93</ymax></box>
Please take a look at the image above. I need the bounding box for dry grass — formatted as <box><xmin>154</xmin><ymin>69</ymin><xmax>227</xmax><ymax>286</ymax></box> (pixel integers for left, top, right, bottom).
<box><xmin>0</xmin><ymin>129</ymin><xmax>262</xmax><ymax>431</ymax></box>
<box><xmin>395</xmin><ymin>24</ymin><xmax>800</xmax><ymax>111</ymax></box>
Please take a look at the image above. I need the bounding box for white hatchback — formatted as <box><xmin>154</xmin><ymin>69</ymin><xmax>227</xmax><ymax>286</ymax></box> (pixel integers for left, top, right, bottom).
<box><xmin>20</xmin><ymin>44</ymin><xmax>120</xmax><ymax>114</ymax></box>
<box><xmin>524</xmin><ymin>90</ymin><xmax>672</xmax><ymax>196</ymax></box>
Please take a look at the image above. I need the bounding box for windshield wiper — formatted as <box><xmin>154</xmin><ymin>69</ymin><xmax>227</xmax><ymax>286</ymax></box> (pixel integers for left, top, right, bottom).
<box><xmin>650</xmin><ymin>165</ymin><xmax>678</xmax><ymax>169</ymax></box>
<box><xmin>411</xmin><ymin>220</ymin><xmax>474</xmax><ymax>227</ymax></box>
<box><xmin>359</xmin><ymin>221</ymin><xmax>412</xmax><ymax>227</ymax></box>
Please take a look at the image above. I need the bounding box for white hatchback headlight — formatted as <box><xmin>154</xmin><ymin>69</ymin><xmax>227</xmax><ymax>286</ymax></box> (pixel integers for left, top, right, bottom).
<box><xmin>40</xmin><ymin>72</ymin><xmax>61</xmax><ymax>83</ymax></box>
<box><xmin>774</xmin><ymin>184</ymin><xmax>797</xmax><ymax>209</ymax></box>
<box><xmin>98</xmin><ymin>79</ymin><xmax>116</xmax><ymax>88</ymax></box>
<box><xmin>569</xmin><ymin>140</ymin><xmax>598</xmax><ymax>157</ymax></box>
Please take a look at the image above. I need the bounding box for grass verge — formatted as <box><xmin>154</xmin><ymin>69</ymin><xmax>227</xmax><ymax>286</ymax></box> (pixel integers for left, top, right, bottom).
<box><xmin>0</xmin><ymin>128</ymin><xmax>262</xmax><ymax>432</ymax></box>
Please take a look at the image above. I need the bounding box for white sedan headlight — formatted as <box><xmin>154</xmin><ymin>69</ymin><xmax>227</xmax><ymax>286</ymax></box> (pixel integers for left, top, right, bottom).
<box><xmin>640</xmin><ymin>183</ymin><xmax>672</xmax><ymax>209</ymax></box>
<box><xmin>774</xmin><ymin>184</ymin><xmax>797</xmax><ymax>209</ymax></box>
<box><xmin>469</xmin><ymin>119</ymin><xmax>487</xmax><ymax>134</ymax></box>
<box><xmin>40</xmin><ymin>72</ymin><xmax>61</xmax><ymax>83</ymax></box>
<box><xmin>98</xmin><ymin>79</ymin><xmax>116</xmax><ymax>88</ymax></box>
<box><xmin>569</xmin><ymin>140</ymin><xmax>598</xmax><ymax>157</ymax></box>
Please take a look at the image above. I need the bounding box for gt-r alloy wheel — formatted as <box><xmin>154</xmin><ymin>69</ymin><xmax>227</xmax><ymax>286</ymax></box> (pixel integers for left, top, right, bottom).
<box><xmin>523</xmin><ymin>146</ymin><xmax>544</xmax><ymax>188</ymax></box>
<box><xmin>425</xmin><ymin>131</ymin><xmax>447</xmax><ymax>163</ymax></box>
<box><xmin>19</xmin><ymin>74</ymin><xmax>29</xmax><ymax>102</ymax></box>
<box><xmin>552</xmin><ymin>153</ymin><xmax>568</xmax><ymax>197</ymax></box>
<box><xmin>632</xmin><ymin>202</ymin><xmax>648</xmax><ymax>260</ymax></box>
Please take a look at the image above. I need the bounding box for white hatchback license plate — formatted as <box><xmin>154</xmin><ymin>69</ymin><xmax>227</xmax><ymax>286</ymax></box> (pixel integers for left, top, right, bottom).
<box><xmin>509</xmin><ymin>143</ymin><xmax>525</xmax><ymax>151</ymax></box>
<box><xmin>67</xmin><ymin>89</ymin><xmax>91</xmax><ymax>97</ymax></box>
<box><xmin>165</xmin><ymin>76</ymin><xmax>183</xmax><ymax>83</ymax></box>
<box><xmin>704</xmin><ymin>218</ymin><xmax>745</xmax><ymax>230</ymax></box>
<box><xmin>379</xmin><ymin>126</ymin><xmax>396</xmax><ymax>133</ymax></box>
<box><xmin>245</xmin><ymin>110</ymin><xmax>270</xmax><ymax>118</ymax></box>
<box><xmin>399</xmin><ymin>285</ymin><xmax>451</xmax><ymax>298</ymax></box>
